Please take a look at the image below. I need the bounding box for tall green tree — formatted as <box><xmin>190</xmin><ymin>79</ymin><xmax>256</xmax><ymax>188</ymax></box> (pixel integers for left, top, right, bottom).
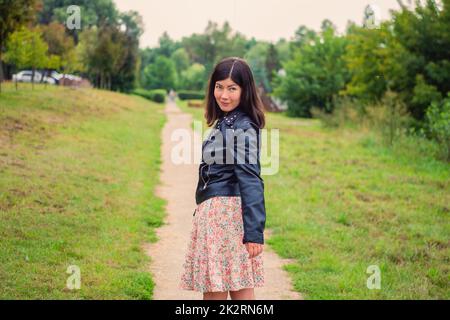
<box><xmin>77</xmin><ymin>10</ymin><xmax>143</xmax><ymax>91</ymax></box>
<box><xmin>4</xmin><ymin>26</ymin><xmax>49</xmax><ymax>89</ymax></box>
<box><xmin>265</xmin><ymin>43</ymin><xmax>281</xmax><ymax>91</ymax></box>
<box><xmin>391</xmin><ymin>0</ymin><xmax>450</xmax><ymax>120</ymax></box>
<box><xmin>41</xmin><ymin>22</ymin><xmax>76</xmax><ymax>73</ymax></box>
<box><xmin>182</xmin><ymin>21</ymin><xmax>247</xmax><ymax>75</ymax></box>
<box><xmin>342</xmin><ymin>22</ymin><xmax>398</xmax><ymax>103</ymax></box>
<box><xmin>171</xmin><ymin>47</ymin><xmax>190</xmax><ymax>75</ymax></box>
<box><xmin>273</xmin><ymin>22</ymin><xmax>350</xmax><ymax>117</ymax></box>
<box><xmin>0</xmin><ymin>0</ymin><xmax>38</xmax><ymax>92</ymax></box>
<box><xmin>38</xmin><ymin>0</ymin><xmax>119</xmax><ymax>43</ymax></box>
<box><xmin>142</xmin><ymin>55</ymin><xmax>177</xmax><ymax>91</ymax></box>
<box><xmin>343</xmin><ymin>0</ymin><xmax>450</xmax><ymax>124</ymax></box>
<box><xmin>179</xmin><ymin>63</ymin><xmax>205</xmax><ymax>91</ymax></box>
<box><xmin>245</xmin><ymin>42</ymin><xmax>271</xmax><ymax>92</ymax></box>
<box><xmin>112</xmin><ymin>11</ymin><xmax>144</xmax><ymax>92</ymax></box>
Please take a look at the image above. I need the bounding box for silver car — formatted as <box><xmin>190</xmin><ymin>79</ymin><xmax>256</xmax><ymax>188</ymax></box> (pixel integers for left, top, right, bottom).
<box><xmin>12</xmin><ymin>70</ymin><xmax>56</xmax><ymax>85</ymax></box>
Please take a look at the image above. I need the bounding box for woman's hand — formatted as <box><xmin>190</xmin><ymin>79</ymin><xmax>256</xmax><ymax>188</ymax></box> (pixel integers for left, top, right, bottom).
<box><xmin>245</xmin><ymin>242</ymin><xmax>264</xmax><ymax>258</ymax></box>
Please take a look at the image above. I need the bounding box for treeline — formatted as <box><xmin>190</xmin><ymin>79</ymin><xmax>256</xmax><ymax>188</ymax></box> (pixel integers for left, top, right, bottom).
<box><xmin>274</xmin><ymin>1</ymin><xmax>449</xmax><ymax>122</ymax></box>
<box><xmin>0</xmin><ymin>0</ymin><xmax>143</xmax><ymax>92</ymax></box>
<box><xmin>138</xmin><ymin>21</ymin><xmax>286</xmax><ymax>94</ymax></box>
<box><xmin>138</xmin><ymin>1</ymin><xmax>449</xmax><ymax>124</ymax></box>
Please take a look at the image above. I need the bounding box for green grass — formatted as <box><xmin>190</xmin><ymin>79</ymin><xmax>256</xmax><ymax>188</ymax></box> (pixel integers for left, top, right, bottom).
<box><xmin>0</xmin><ymin>82</ymin><xmax>166</xmax><ymax>299</ymax></box>
<box><xmin>177</xmin><ymin>99</ymin><xmax>450</xmax><ymax>299</ymax></box>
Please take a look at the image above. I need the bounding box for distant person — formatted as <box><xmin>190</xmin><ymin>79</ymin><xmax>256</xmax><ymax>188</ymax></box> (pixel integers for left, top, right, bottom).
<box><xmin>179</xmin><ymin>57</ymin><xmax>266</xmax><ymax>300</ymax></box>
<box><xmin>169</xmin><ymin>89</ymin><xmax>176</xmax><ymax>101</ymax></box>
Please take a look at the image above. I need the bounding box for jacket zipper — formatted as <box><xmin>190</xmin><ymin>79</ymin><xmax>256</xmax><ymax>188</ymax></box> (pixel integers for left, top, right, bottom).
<box><xmin>200</xmin><ymin>163</ymin><xmax>210</xmax><ymax>190</ymax></box>
<box><xmin>203</xmin><ymin>164</ymin><xmax>210</xmax><ymax>189</ymax></box>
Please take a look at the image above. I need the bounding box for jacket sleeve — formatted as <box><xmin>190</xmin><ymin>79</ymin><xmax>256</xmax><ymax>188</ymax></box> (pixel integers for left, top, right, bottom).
<box><xmin>232</xmin><ymin>121</ymin><xmax>266</xmax><ymax>244</ymax></box>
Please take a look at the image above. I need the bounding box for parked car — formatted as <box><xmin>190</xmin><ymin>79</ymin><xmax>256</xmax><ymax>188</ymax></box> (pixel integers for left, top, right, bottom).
<box><xmin>12</xmin><ymin>70</ymin><xmax>56</xmax><ymax>85</ymax></box>
<box><xmin>44</xmin><ymin>70</ymin><xmax>62</xmax><ymax>84</ymax></box>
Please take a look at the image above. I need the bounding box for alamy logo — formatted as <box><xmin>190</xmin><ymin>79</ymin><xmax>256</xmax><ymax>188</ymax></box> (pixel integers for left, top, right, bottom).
<box><xmin>66</xmin><ymin>5</ymin><xmax>81</xmax><ymax>30</ymax></box>
<box><xmin>366</xmin><ymin>265</ymin><xmax>381</xmax><ymax>289</ymax></box>
<box><xmin>363</xmin><ymin>4</ymin><xmax>381</xmax><ymax>29</ymax></box>
<box><xmin>66</xmin><ymin>265</ymin><xmax>81</xmax><ymax>290</ymax></box>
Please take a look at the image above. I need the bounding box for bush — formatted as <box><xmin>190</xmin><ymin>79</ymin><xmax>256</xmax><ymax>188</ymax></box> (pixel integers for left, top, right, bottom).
<box><xmin>426</xmin><ymin>95</ymin><xmax>450</xmax><ymax>162</ymax></box>
<box><xmin>178</xmin><ymin>90</ymin><xmax>205</xmax><ymax>100</ymax></box>
<box><xmin>133</xmin><ymin>88</ymin><xmax>166</xmax><ymax>103</ymax></box>
<box><xmin>311</xmin><ymin>96</ymin><xmax>365</xmax><ymax>129</ymax></box>
<box><xmin>365</xmin><ymin>91</ymin><xmax>413</xmax><ymax>147</ymax></box>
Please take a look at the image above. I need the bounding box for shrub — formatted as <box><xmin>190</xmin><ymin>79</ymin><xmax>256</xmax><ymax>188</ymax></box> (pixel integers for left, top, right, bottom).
<box><xmin>365</xmin><ymin>91</ymin><xmax>412</xmax><ymax>147</ymax></box>
<box><xmin>311</xmin><ymin>96</ymin><xmax>365</xmax><ymax>129</ymax></box>
<box><xmin>425</xmin><ymin>95</ymin><xmax>450</xmax><ymax>162</ymax></box>
<box><xmin>178</xmin><ymin>90</ymin><xmax>205</xmax><ymax>100</ymax></box>
<box><xmin>133</xmin><ymin>88</ymin><xmax>166</xmax><ymax>103</ymax></box>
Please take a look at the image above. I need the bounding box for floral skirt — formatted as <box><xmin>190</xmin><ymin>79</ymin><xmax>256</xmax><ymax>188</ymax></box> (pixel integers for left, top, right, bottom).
<box><xmin>179</xmin><ymin>196</ymin><xmax>264</xmax><ymax>293</ymax></box>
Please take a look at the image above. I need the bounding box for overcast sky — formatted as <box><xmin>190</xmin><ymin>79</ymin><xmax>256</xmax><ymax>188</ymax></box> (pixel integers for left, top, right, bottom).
<box><xmin>113</xmin><ymin>0</ymin><xmax>403</xmax><ymax>48</ymax></box>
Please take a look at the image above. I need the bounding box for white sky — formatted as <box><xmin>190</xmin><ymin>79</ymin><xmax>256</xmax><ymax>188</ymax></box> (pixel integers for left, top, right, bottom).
<box><xmin>113</xmin><ymin>0</ymin><xmax>403</xmax><ymax>48</ymax></box>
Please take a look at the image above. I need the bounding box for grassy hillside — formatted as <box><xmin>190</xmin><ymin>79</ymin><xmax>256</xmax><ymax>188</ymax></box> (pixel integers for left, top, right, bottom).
<box><xmin>178</xmin><ymin>99</ymin><xmax>450</xmax><ymax>299</ymax></box>
<box><xmin>0</xmin><ymin>83</ymin><xmax>166</xmax><ymax>299</ymax></box>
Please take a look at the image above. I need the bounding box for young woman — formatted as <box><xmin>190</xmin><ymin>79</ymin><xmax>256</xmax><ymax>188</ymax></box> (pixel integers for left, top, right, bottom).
<box><xmin>179</xmin><ymin>57</ymin><xmax>266</xmax><ymax>300</ymax></box>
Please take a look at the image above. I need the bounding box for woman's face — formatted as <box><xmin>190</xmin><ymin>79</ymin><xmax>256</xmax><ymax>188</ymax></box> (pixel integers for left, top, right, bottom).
<box><xmin>214</xmin><ymin>77</ymin><xmax>242</xmax><ymax>113</ymax></box>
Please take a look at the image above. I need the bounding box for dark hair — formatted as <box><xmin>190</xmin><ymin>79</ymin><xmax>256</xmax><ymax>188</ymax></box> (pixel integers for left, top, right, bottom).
<box><xmin>204</xmin><ymin>57</ymin><xmax>265</xmax><ymax>128</ymax></box>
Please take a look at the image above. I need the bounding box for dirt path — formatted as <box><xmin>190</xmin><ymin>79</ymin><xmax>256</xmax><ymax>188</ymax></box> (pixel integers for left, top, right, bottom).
<box><xmin>144</xmin><ymin>99</ymin><xmax>302</xmax><ymax>300</ymax></box>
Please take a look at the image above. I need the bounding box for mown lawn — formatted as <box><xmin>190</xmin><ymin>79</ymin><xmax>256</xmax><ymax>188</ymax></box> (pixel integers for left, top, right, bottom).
<box><xmin>177</xmin><ymin>98</ymin><xmax>449</xmax><ymax>299</ymax></box>
<box><xmin>0</xmin><ymin>83</ymin><xmax>166</xmax><ymax>299</ymax></box>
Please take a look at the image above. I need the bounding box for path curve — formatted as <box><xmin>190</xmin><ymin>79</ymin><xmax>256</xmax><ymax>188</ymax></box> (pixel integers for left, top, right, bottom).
<box><xmin>144</xmin><ymin>99</ymin><xmax>302</xmax><ymax>300</ymax></box>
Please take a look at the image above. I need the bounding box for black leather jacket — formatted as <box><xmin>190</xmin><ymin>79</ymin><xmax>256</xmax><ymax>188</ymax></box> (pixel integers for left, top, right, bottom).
<box><xmin>195</xmin><ymin>105</ymin><xmax>266</xmax><ymax>244</ymax></box>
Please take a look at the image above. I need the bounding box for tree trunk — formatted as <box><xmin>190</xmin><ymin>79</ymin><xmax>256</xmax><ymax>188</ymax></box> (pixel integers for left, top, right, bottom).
<box><xmin>32</xmin><ymin>66</ymin><xmax>35</xmax><ymax>90</ymax></box>
<box><xmin>0</xmin><ymin>46</ymin><xmax>3</xmax><ymax>94</ymax></box>
<box><xmin>44</xmin><ymin>69</ymin><xmax>48</xmax><ymax>88</ymax></box>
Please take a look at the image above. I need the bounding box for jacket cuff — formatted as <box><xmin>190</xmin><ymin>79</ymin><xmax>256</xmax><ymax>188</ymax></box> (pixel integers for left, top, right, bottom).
<box><xmin>243</xmin><ymin>231</ymin><xmax>264</xmax><ymax>244</ymax></box>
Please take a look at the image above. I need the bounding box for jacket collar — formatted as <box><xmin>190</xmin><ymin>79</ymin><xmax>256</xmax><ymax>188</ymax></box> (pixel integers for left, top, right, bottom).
<box><xmin>219</xmin><ymin>105</ymin><xmax>245</xmax><ymax>127</ymax></box>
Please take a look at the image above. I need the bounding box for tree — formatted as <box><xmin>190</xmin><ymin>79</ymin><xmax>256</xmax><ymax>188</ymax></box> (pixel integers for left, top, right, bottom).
<box><xmin>391</xmin><ymin>0</ymin><xmax>450</xmax><ymax>120</ymax></box>
<box><xmin>142</xmin><ymin>55</ymin><xmax>177</xmax><ymax>91</ymax></box>
<box><xmin>0</xmin><ymin>0</ymin><xmax>38</xmax><ymax>92</ymax></box>
<box><xmin>38</xmin><ymin>0</ymin><xmax>119</xmax><ymax>43</ymax></box>
<box><xmin>41</xmin><ymin>22</ymin><xmax>76</xmax><ymax>74</ymax></box>
<box><xmin>265</xmin><ymin>43</ymin><xmax>281</xmax><ymax>90</ymax></box>
<box><xmin>77</xmin><ymin>10</ymin><xmax>143</xmax><ymax>92</ymax></box>
<box><xmin>290</xmin><ymin>25</ymin><xmax>317</xmax><ymax>51</ymax></box>
<box><xmin>179</xmin><ymin>63</ymin><xmax>205</xmax><ymax>91</ymax></box>
<box><xmin>4</xmin><ymin>26</ymin><xmax>49</xmax><ymax>90</ymax></box>
<box><xmin>171</xmin><ymin>48</ymin><xmax>190</xmax><ymax>75</ymax></box>
<box><xmin>245</xmin><ymin>42</ymin><xmax>271</xmax><ymax>92</ymax></box>
<box><xmin>3</xmin><ymin>29</ymin><xmax>28</xmax><ymax>90</ymax></box>
<box><xmin>342</xmin><ymin>23</ymin><xmax>396</xmax><ymax>103</ymax></box>
<box><xmin>181</xmin><ymin>21</ymin><xmax>247</xmax><ymax>75</ymax></box>
<box><xmin>111</xmin><ymin>11</ymin><xmax>144</xmax><ymax>92</ymax></box>
<box><xmin>272</xmin><ymin>22</ymin><xmax>350</xmax><ymax>117</ymax></box>
<box><xmin>343</xmin><ymin>0</ymin><xmax>450</xmax><ymax>123</ymax></box>
<box><xmin>157</xmin><ymin>32</ymin><xmax>179</xmax><ymax>58</ymax></box>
